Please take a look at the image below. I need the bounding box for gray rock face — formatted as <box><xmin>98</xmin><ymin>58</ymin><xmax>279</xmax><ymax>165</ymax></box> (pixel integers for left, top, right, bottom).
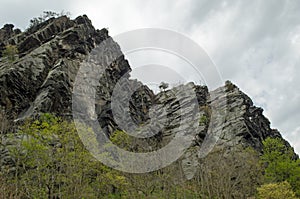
<box><xmin>212</xmin><ymin>81</ymin><xmax>291</xmax><ymax>152</ymax></box>
<box><xmin>0</xmin><ymin>15</ymin><xmax>109</xmax><ymax>119</ymax></box>
<box><xmin>0</xmin><ymin>15</ymin><xmax>297</xmax><ymax>174</ymax></box>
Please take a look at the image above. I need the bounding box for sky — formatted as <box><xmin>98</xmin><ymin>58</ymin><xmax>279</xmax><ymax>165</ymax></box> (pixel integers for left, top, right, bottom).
<box><xmin>1</xmin><ymin>0</ymin><xmax>299</xmax><ymax>154</ymax></box>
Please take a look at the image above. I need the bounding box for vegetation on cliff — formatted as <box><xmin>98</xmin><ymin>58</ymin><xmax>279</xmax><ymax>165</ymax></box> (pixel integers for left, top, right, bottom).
<box><xmin>0</xmin><ymin>114</ymin><xmax>299</xmax><ymax>198</ymax></box>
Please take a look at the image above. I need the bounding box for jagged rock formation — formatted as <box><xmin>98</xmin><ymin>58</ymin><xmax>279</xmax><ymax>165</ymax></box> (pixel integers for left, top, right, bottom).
<box><xmin>0</xmin><ymin>15</ymin><xmax>108</xmax><ymax>119</ymax></box>
<box><xmin>0</xmin><ymin>24</ymin><xmax>21</xmax><ymax>56</ymax></box>
<box><xmin>0</xmin><ymin>15</ymin><xmax>297</xmax><ymax>175</ymax></box>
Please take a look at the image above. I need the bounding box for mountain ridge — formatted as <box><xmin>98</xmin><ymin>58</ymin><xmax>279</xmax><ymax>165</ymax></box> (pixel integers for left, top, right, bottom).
<box><xmin>0</xmin><ymin>14</ymin><xmax>298</xmax><ymax>174</ymax></box>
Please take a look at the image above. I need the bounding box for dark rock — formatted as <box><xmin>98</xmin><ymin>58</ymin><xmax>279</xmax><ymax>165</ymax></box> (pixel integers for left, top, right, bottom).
<box><xmin>0</xmin><ymin>24</ymin><xmax>15</xmax><ymax>42</ymax></box>
<box><xmin>0</xmin><ymin>24</ymin><xmax>22</xmax><ymax>57</ymax></box>
<box><xmin>18</xmin><ymin>36</ymin><xmax>41</xmax><ymax>54</ymax></box>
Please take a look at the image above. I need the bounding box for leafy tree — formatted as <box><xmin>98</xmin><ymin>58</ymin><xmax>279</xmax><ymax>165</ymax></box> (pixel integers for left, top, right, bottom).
<box><xmin>29</xmin><ymin>11</ymin><xmax>59</xmax><ymax>28</ymax></box>
<box><xmin>0</xmin><ymin>173</ymin><xmax>24</xmax><ymax>199</ymax></box>
<box><xmin>257</xmin><ymin>181</ymin><xmax>297</xmax><ymax>199</ymax></box>
<box><xmin>6</xmin><ymin>114</ymin><xmax>299</xmax><ymax>198</ymax></box>
<box><xmin>225</xmin><ymin>80</ymin><xmax>236</xmax><ymax>91</ymax></box>
<box><xmin>6</xmin><ymin>114</ymin><xmax>129</xmax><ymax>198</ymax></box>
<box><xmin>159</xmin><ymin>82</ymin><xmax>169</xmax><ymax>92</ymax></box>
<box><xmin>196</xmin><ymin>147</ymin><xmax>262</xmax><ymax>198</ymax></box>
<box><xmin>2</xmin><ymin>44</ymin><xmax>18</xmax><ymax>62</ymax></box>
<box><xmin>261</xmin><ymin>137</ymin><xmax>300</xmax><ymax>196</ymax></box>
<box><xmin>110</xmin><ymin>129</ymin><xmax>132</xmax><ymax>150</ymax></box>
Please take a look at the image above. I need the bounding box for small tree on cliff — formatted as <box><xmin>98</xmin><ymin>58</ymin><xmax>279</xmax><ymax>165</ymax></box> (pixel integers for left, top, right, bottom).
<box><xmin>159</xmin><ymin>82</ymin><xmax>169</xmax><ymax>92</ymax></box>
<box><xmin>2</xmin><ymin>45</ymin><xmax>18</xmax><ymax>62</ymax></box>
<box><xmin>28</xmin><ymin>11</ymin><xmax>71</xmax><ymax>30</ymax></box>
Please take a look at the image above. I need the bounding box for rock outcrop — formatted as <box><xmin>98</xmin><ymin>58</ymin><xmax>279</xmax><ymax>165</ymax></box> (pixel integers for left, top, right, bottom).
<box><xmin>0</xmin><ymin>15</ymin><xmax>109</xmax><ymax>120</ymax></box>
<box><xmin>0</xmin><ymin>15</ymin><xmax>297</xmax><ymax>174</ymax></box>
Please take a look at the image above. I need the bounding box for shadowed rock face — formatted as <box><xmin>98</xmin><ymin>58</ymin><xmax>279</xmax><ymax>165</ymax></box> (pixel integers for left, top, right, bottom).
<box><xmin>0</xmin><ymin>15</ymin><xmax>297</xmax><ymax>174</ymax></box>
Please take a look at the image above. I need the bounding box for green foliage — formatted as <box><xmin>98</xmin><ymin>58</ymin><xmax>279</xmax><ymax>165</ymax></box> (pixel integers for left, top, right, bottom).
<box><xmin>257</xmin><ymin>181</ymin><xmax>297</xmax><ymax>199</ymax></box>
<box><xmin>6</xmin><ymin>114</ymin><xmax>298</xmax><ymax>198</ymax></box>
<box><xmin>261</xmin><ymin>137</ymin><xmax>300</xmax><ymax>196</ymax></box>
<box><xmin>262</xmin><ymin>137</ymin><xmax>295</xmax><ymax>161</ymax></box>
<box><xmin>0</xmin><ymin>173</ymin><xmax>24</xmax><ymax>199</ymax></box>
<box><xmin>4</xmin><ymin>114</ymin><xmax>128</xmax><ymax>198</ymax></box>
<box><xmin>110</xmin><ymin>130</ymin><xmax>131</xmax><ymax>150</ymax></box>
<box><xmin>199</xmin><ymin>115</ymin><xmax>208</xmax><ymax>126</ymax></box>
<box><xmin>3</xmin><ymin>114</ymin><xmax>208</xmax><ymax>198</ymax></box>
<box><xmin>2</xmin><ymin>44</ymin><xmax>18</xmax><ymax>62</ymax></box>
<box><xmin>199</xmin><ymin>105</ymin><xmax>211</xmax><ymax>126</ymax></box>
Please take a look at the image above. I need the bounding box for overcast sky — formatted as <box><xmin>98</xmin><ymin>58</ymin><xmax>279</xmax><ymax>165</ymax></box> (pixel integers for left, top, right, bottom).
<box><xmin>1</xmin><ymin>0</ymin><xmax>299</xmax><ymax>154</ymax></box>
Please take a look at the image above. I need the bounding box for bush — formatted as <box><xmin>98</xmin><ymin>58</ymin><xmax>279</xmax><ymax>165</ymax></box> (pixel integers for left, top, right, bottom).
<box><xmin>257</xmin><ymin>181</ymin><xmax>297</xmax><ymax>199</ymax></box>
<box><xmin>199</xmin><ymin>115</ymin><xmax>208</xmax><ymax>126</ymax></box>
<box><xmin>5</xmin><ymin>114</ymin><xmax>128</xmax><ymax>198</ymax></box>
<box><xmin>2</xmin><ymin>45</ymin><xmax>18</xmax><ymax>62</ymax></box>
<box><xmin>159</xmin><ymin>82</ymin><xmax>169</xmax><ymax>91</ymax></box>
<box><xmin>110</xmin><ymin>130</ymin><xmax>131</xmax><ymax>149</ymax></box>
<box><xmin>225</xmin><ymin>80</ymin><xmax>236</xmax><ymax>91</ymax></box>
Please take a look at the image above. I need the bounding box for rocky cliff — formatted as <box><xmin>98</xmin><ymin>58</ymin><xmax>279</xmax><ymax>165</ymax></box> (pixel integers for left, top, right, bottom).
<box><xmin>0</xmin><ymin>15</ymin><xmax>297</xmax><ymax>175</ymax></box>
